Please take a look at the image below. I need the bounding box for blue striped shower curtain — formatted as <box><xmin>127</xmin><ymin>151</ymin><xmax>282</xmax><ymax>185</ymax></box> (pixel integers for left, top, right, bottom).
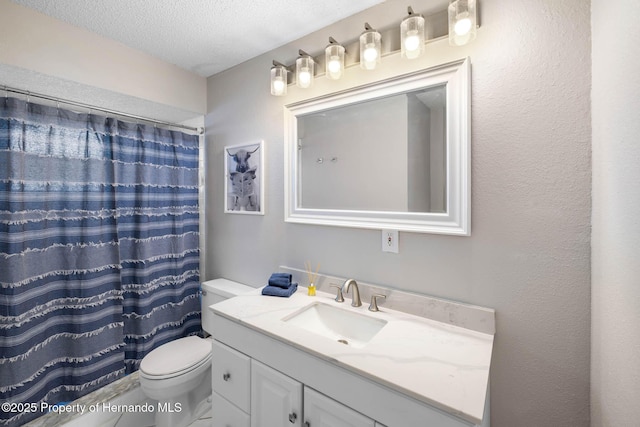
<box><xmin>0</xmin><ymin>97</ymin><xmax>201</xmax><ymax>427</ymax></box>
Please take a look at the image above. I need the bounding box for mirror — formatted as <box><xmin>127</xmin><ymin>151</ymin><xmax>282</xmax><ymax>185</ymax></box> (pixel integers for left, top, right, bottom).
<box><xmin>297</xmin><ymin>84</ymin><xmax>447</xmax><ymax>213</ymax></box>
<box><xmin>284</xmin><ymin>58</ymin><xmax>470</xmax><ymax>235</ymax></box>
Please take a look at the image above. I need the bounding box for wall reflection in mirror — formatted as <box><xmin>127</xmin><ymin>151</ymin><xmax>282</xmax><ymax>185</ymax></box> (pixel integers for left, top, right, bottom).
<box><xmin>297</xmin><ymin>85</ymin><xmax>447</xmax><ymax>213</ymax></box>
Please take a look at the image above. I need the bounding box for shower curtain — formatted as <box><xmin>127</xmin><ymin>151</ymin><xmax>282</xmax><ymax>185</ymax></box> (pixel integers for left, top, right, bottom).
<box><xmin>0</xmin><ymin>97</ymin><xmax>201</xmax><ymax>427</ymax></box>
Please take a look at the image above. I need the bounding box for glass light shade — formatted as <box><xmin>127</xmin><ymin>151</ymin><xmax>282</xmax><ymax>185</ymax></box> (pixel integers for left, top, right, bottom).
<box><xmin>359</xmin><ymin>29</ymin><xmax>381</xmax><ymax>70</ymax></box>
<box><xmin>270</xmin><ymin>65</ymin><xmax>288</xmax><ymax>96</ymax></box>
<box><xmin>401</xmin><ymin>14</ymin><xmax>425</xmax><ymax>59</ymax></box>
<box><xmin>448</xmin><ymin>0</ymin><xmax>477</xmax><ymax>46</ymax></box>
<box><xmin>325</xmin><ymin>43</ymin><xmax>345</xmax><ymax>80</ymax></box>
<box><xmin>296</xmin><ymin>56</ymin><xmax>314</xmax><ymax>89</ymax></box>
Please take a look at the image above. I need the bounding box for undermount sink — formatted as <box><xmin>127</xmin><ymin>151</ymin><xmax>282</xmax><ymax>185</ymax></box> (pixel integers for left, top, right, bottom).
<box><xmin>282</xmin><ymin>302</ymin><xmax>388</xmax><ymax>348</ymax></box>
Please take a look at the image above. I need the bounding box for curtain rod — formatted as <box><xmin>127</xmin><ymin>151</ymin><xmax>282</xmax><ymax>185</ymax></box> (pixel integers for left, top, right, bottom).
<box><xmin>2</xmin><ymin>85</ymin><xmax>204</xmax><ymax>135</ymax></box>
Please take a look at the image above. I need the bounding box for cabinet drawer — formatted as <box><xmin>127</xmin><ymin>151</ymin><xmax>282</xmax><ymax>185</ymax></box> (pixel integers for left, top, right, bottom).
<box><xmin>212</xmin><ymin>392</ymin><xmax>250</xmax><ymax>427</ymax></box>
<box><xmin>304</xmin><ymin>387</ymin><xmax>374</xmax><ymax>427</ymax></box>
<box><xmin>212</xmin><ymin>340</ymin><xmax>251</xmax><ymax>413</ymax></box>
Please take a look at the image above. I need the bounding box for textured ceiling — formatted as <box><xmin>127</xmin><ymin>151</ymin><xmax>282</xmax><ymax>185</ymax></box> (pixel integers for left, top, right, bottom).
<box><xmin>11</xmin><ymin>0</ymin><xmax>384</xmax><ymax>78</ymax></box>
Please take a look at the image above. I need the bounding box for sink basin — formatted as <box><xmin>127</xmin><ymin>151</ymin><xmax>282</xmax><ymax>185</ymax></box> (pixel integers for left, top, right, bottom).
<box><xmin>282</xmin><ymin>302</ymin><xmax>387</xmax><ymax>348</ymax></box>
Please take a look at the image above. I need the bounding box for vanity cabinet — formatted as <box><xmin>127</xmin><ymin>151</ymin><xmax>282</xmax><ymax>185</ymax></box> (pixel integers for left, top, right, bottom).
<box><xmin>211</xmin><ymin>302</ymin><xmax>488</xmax><ymax>427</ymax></box>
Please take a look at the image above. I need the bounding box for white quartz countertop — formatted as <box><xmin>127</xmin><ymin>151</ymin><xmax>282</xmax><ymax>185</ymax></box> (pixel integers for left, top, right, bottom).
<box><xmin>211</xmin><ymin>287</ymin><xmax>494</xmax><ymax>425</ymax></box>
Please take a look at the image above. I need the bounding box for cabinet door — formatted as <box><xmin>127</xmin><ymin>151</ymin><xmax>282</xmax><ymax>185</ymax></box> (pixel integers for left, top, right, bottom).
<box><xmin>251</xmin><ymin>360</ymin><xmax>303</xmax><ymax>427</ymax></box>
<box><xmin>303</xmin><ymin>387</ymin><xmax>375</xmax><ymax>427</ymax></box>
<box><xmin>212</xmin><ymin>392</ymin><xmax>251</xmax><ymax>427</ymax></box>
<box><xmin>212</xmin><ymin>340</ymin><xmax>251</xmax><ymax>413</ymax></box>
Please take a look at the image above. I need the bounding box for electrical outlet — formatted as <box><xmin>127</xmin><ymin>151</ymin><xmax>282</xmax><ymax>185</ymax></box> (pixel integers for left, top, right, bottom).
<box><xmin>382</xmin><ymin>229</ymin><xmax>399</xmax><ymax>253</ymax></box>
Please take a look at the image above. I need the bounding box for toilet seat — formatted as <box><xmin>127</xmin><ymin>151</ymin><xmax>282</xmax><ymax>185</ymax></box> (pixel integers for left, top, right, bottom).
<box><xmin>140</xmin><ymin>336</ymin><xmax>212</xmax><ymax>380</ymax></box>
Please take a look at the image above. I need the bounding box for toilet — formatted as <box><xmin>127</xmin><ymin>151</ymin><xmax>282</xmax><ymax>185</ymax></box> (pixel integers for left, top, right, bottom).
<box><xmin>139</xmin><ymin>279</ymin><xmax>254</xmax><ymax>427</ymax></box>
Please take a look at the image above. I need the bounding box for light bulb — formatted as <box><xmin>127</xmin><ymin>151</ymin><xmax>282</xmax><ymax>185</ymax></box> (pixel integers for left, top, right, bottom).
<box><xmin>328</xmin><ymin>57</ymin><xmax>341</xmax><ymax>74</ymax></box>
<box><xmin>298</xmin><ymin>69</ymin><xmax>311</xmax><ymax>88</ymax></box>
<box><xmin>454</xmin><ymin>15</ymin><xmax>472</xmax><ymax>35</ymax></box>
<box><xmin>363</xmin><ymin>46</ymin><xmax>378</xmax><ymax>63</ymax></box>
<box><xmin>327</xmin><ymin>59</ymin><xmax>342</xmax><ymax>79</ymax></box>
<box><xmin>272</xmin><ymin>79</ymin><xmax>285</xmax><ymax>95</ymax></box>
<box><xmin>404</xmin><ymin>31</ymin><xmax>420</xmax><ymax>53</ymax></box>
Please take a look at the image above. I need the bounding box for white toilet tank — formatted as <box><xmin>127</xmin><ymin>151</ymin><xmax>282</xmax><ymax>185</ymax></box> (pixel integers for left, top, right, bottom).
<box><xmin>201</xmin><ymin>279</ymin><xmax>254</xmax><ymax>335</ymax></box>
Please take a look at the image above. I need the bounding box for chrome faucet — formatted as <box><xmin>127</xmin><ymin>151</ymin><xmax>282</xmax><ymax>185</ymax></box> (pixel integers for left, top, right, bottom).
<box><xmin>342</xmin><ymin>279</ymin><xmax>362</xmax><ymax>307</ymax></box>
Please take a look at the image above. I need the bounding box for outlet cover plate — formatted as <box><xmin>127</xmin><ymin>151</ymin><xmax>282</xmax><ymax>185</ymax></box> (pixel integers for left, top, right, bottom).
<box><xmin>382</xmin><ymin>230</ymin><xmax>399</xmax><ymax>253</ymax></box>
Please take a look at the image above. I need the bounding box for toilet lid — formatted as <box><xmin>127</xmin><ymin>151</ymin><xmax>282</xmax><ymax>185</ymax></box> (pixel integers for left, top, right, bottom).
<box><xmin>140</xmin><ymin>336</ymin><xmax>211</xmax><ymax>377</ymax></box>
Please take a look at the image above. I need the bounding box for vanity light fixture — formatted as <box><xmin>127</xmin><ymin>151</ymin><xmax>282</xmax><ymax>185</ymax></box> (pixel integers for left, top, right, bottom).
<box><xmin>359</xmin><ymin>23</ymin><xmax>382</xmax><ymax>70</ymax></box>
<box><xmin>325</xmin><ymin>37</ymin><xmax>346</xmax><ymax>80</ymax></box>
<box><xmin>401</xmin><ymin>6</ymin><xmax>425</xmax><ymax>59</ymax></box>
<box><xmin>296</xmin><ymin>50</ymin><xmax>315</xmax><ymax>89</ymax></box>
<box><xmin>270</xmin><ymin>61</ymin><xmax>288</xmax><ymax>96</ymax></box>
<box><xmin>448</xmin><ymin>0</ymin><xmax>477</xmax><ymax>46</ymax></box>
<box><xmin>268</xmin><ymin>4</ymin><xmax>480</xmax><ymax>96</ymax></box>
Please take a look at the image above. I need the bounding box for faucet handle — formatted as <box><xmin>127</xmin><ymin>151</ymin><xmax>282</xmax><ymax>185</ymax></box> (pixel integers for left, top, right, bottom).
<box><xmin>368</xmin><ymin>294</ymin><xmax>386</xmax><ymax>312</ymax></box>
<box><xmin>329</xmin><ymin>284</ymin><xmax>344</xmax><ymax>302</ymax></box>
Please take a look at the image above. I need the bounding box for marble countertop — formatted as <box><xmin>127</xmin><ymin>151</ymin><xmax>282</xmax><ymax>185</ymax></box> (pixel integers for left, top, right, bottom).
<box><xmin>211</xmin><ymin>286</ymin><xmax>494</xmax><ymax>425</ymax></box>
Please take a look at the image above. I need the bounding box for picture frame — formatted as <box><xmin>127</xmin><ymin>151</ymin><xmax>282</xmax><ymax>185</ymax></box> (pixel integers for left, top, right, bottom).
<box><xmin>224</xmin><ymin>140</ymin><xmax>265</xmax><ymax>215</ymax></box>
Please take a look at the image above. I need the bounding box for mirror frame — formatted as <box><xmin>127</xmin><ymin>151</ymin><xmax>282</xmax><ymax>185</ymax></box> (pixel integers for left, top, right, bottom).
<box><xmin>284</xmin><ymin>58</ymin><xmax>470</xmax><ymax>235</ymax></box>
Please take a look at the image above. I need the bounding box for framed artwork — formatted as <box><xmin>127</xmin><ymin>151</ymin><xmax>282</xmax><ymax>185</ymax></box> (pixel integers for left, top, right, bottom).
<box><xmin>224</xmin><ymin>140</ymin><xmax>264</xmax><ymax>215</ymax></box>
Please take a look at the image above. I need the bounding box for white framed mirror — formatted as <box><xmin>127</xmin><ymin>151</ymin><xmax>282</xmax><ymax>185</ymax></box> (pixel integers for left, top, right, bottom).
<box><xmin>284</xmin><ymin>58</ymin><xmax>470</xmax><ymax>235</ymax></box>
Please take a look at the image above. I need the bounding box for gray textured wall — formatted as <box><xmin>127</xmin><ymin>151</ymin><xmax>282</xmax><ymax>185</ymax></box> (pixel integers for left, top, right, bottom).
<box><xmin>205</xmin><ymin>0</ymin><xmax>591</xmax><ymax>425</ymax></box>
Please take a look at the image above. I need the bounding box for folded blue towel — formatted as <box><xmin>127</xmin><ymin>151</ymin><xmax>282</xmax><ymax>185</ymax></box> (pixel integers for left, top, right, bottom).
<box><xmin>268</xmin><ymin>273</ymin><xmax>293</xmax><ymax>289</ymax></box>
<box><xmin>261</xmin><ymin>283</ymin><xmax>298</xmax><ymax>297</ymax></box>
<box><xmin>270</xmin><ymin>273</ymin><xmax>292</xmax><ymax>280</ymax></box>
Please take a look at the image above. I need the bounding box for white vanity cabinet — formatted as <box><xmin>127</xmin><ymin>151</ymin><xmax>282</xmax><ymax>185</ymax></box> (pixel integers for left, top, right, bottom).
<box><xmin>211</xmin><ymin>330</ymin><xmax>476</xmax><ymax>427</ymax></box>
<box><xmin>210</xmin><ymin>289</ymin><xmax>493</xmax><ymax>427</ymax></box>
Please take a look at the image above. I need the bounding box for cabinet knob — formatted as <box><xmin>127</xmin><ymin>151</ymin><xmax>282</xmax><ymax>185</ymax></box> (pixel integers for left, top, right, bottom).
<box><xmin>288</xmin><ymin>412</ymin><xmax>297</xmax><ymax>423</ymax></box>
<box><xmin>304</xmin><ymin>422</ymin><xmax>310</xmax><ymax>427</ymax></box>
<box><xmin>222</xmin><ymin>372</ymin><xmax>231</xmax><ymax>381</ymax></box>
